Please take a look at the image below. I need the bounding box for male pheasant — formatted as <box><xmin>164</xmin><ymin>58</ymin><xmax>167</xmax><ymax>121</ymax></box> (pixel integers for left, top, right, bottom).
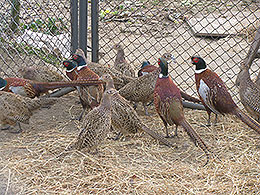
<box><xmin>0</xmin><ymin>77</ymin><xmax>103</xmax><ymax>98</ymax></box>
<box><xmin>63</xmin><ymin>54</ymin><xmax>104</xmax><ymax>121</ymax></box>
<box><xmin>154</xmin><ymin>57</ymin><xmax>210</xmax><ymax>164</ymax></box>
<box><xmin>0</xmin><ymin>91</ymin><xmax>57</xmax><ymax>133</ymax></box>
<box><xmin>99</xmin><ymin>74</ymin><xmax>173</xmax><ymax>147</ymax></box>
<box><xmin>137</xmin><ymin>61</ymin><xmax>158</xmax><ymax>77</ymax></box>
<box><xmin>72</xmin><ymin>49</ymin><xmax>134</xmax><ymax>89</ymax></box>
<box><xmin>112</xmin><ymin>43</ymin><xmax>135</xmax><ymax>77</ymax></box>
<box><xmin>192</xmin><ymin>56</ymin><xmax>260</xmax><ymax>135</ymax></box>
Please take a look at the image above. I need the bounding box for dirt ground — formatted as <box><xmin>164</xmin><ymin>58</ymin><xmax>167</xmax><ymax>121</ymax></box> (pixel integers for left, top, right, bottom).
<box><xmin>0</xmin><ymin>90</ymin><xmax>259</xmax><ymax>194</ymax></box>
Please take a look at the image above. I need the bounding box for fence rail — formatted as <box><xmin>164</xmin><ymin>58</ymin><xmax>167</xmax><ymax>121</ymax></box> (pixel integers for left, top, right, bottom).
<box><xmin>0</xmin><ymin>0</ymin><xmax>259</xmax><ymax>105</ymax></box>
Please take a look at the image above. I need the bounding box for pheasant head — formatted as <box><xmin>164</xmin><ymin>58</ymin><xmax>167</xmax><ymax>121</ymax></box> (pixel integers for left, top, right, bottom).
<box><xmin>191</xmin><ymin>56</ymin><xmax>207</xmax><ymax>71</ymax></box>
<box><xmin>158</xmin><ymin>57</ymin><xmax>169</xmax><ymax>78</ymax></box>
<box><xmin>0</xmin><ymin>78</ymin><xmax>7</xmax><ymax>90</ymax></box>
<box><xmin>72</xmin><ymin>54</ymin><xmax>86</xmax><ymax>66</ymax></box>
<box><xmin>63</xmin><ymin>60</ymin><xmax>77</xmax><ymax>71</ymax></box>
<box><xmin>99</xmin><ymin>74</ymin><xmax>114</xmax><ymax>89</ymax></box>
<box><xmin>141</xmin><ymin>61</ymin><xmax>150</xmax><ymax>69</ymax></box>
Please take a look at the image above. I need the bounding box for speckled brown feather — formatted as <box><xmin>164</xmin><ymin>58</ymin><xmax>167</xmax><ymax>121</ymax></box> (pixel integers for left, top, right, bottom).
<box><xmin>113</xmin><ymin>44</ymin><xmax>135</xmax><ymax>77</ymax></box>
<box><xmin>74</xmin><ymin>89</ymin><xmax>114</xmax><ymax>151</ymax></box>
<box><xmin>18</xmin><ymin>65</ymin><xmax>65</xmax><ymax>82</ymax></box>
<box><xmin>0</xmin><ymin>91</ymin><xmax>56</xmax><ymax>128</ymax></box>
<box><xmin>100</xmin><ymin>74</ymin><xmax>173</xmax><ymax>147</ymax></box>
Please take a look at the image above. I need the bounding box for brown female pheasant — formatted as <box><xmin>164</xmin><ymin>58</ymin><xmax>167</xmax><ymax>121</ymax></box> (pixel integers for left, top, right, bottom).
<box><xmin>154</xmin><ymin>57</ymin><xmax>210</xmax><ymax>164</ymax></box>
<box><xmin>99</xmin><ymin>74</ymin><xmax>173</xmax><ymax>147</ymax></box>
<box><xmin>192</xmin><ymin>56</ymin><xmax>260</xmax><ymax>134</ymax></box>
<box><xmin>112</xmin><ymin>43</ymin><xmax>135</xmax><ymax>77</ymax></box>
<box><xmin>74</xmin><ymin>88</ymin><xmax>116</xmax><ymax>152</ymax></box>
<box><xmin>0</xmin><ymin>91</ymin><xmax>56</xmax><ymax>133</ymax></box>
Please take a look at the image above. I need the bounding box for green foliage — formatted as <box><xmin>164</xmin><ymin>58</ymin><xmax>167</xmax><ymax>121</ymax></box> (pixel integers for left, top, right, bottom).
<box><xmin>20</xmin><ymin>17</ymin><xmax>67</xmax><ymax>35</ymax></box>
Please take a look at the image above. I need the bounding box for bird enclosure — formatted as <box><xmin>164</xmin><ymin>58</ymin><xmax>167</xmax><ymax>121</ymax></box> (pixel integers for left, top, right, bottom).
<box><xmin>0</xmin><ymin>0</ymin><xmax>260</xmax><ymax>194</ymax></box>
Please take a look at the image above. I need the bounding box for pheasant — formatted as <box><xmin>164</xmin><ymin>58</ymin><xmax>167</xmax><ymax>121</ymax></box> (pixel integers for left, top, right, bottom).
<box><xmin>235</xmin><ymin>63</ymin><xmax>260</xmax><ymax>121</ymax></box>
<box><xmin>112</xmin><ymin>43</ymin><xmax>135</xmax><ymax>77</ymax></box>
<box><xmin>137</xmin><ymin>61</ymin><xmax>158</xmax><ymax>77</ymax></box>
<box><xmin>0</xmin><ymin>91</ymin><xmax>57</xmax><ymax>133</ymax></box>
<box><xmin>63</xmin><ymin>55</ymin><xmax>104</xmax><ymax>121</ymax></box>
<box><xmin>99</xmin><ymin>74</ymin><xmax>173</xmax><ymax>147</ymax></box>
<box><xmin>154</xmin><ymin>57</ymin><xmax>210</xmax><ymax>164</ymax></box>
<box><xmin>72</xmin><ymin>49</ymin><xmax>134</xmax><ymax>89</ymax></box>
<box><xmin>192</xmin><ymin>56</ymin><xmax>260</xmax><ymax>135</ymax></box>
<box><xmin>0</xmin><ymin>77</ymin><xmax>103</xmax><ymax>98</ymax></box>
<box><xmin>17</xmin><ymin>65</ymin><xmax>65</xmax><ymax>82</ymax></box>
<box><xmin>119</xmin><ymin>56</ymin><xmax>201</xmax><ymax>115</ymax></box>
<box><xmin>73</xmin><ymin>88</ymin><xmax>116</xmax><ymax>152</ymax></box>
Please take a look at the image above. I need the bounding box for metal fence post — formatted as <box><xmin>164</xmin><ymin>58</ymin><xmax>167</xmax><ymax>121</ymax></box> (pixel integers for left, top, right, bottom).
<box><xmin>71</xmin><ymin>0</ymin><xmax>78</xmax><ymax>53</ymax></box>
<box><xmin>79</xmin><ymin>0</ymin><xmax>87</xmax><ymax>53</ymax></box>
<box><xmin>91</xmin><ymin>0</ymin><xmax>99</xmax><ymax>62</ymax></box>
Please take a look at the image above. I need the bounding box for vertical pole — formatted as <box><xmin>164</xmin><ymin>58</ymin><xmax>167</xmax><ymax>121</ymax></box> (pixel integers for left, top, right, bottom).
<box><xmin>71</xmin><ymin>0</ymin><xmax>78</xmax><ymax>54</ymax></box>
<box><xmin>91</xmin><ymin>0</ymin><xmax>99</xmax><ymax>62</ymax></box>
<box><xmin>79</xmin><ymin>0</ymin><xmax>87</xmax><ymax>54</ymax></box>
<box><xmin>10</xmin><ymin>0</ymin><xmax>20</xmax><ymax>33</ymax></box>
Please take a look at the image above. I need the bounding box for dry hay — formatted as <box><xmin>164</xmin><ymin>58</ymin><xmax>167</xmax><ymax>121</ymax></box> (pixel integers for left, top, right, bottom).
<box><xmin>0</xmin><ymin>94</ymin><xmax>259</xmax><ymax>194</ymax></box>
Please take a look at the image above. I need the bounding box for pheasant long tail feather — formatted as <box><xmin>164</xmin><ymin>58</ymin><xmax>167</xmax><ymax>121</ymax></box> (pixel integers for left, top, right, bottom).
<box><xmin>141</xmin><ymin>125</ymin><xmax>173</xmax><ymax>147</ymax></box>
<box><xmin>34</xmin><ymin>80</ymin><xmax>104</xmax><ymax>92</ymax></box>
<box><xmin>233</xmin><ymin>107</ymin><xmax>260</xmax><ymax>135</ymax></box>
<box><xmin>180</xmin><ymin>91</ymin><xmax>201</xmax><ymax>103</ymax></box>
<box><xmin>179</xmin><ymin>119</ymin><xmax>210</xmax><ymax>165</ymax></box>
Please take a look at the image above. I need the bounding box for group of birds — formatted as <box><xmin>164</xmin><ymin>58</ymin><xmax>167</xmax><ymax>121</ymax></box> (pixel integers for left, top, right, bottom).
<box><xmin>1</xmin><ymin>43</ymin><xmax>260</xmax><ymax>166</ymax></box>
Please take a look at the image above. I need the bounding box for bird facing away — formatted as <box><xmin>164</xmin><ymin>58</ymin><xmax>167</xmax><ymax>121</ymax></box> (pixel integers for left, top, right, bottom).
<box><xmin>0</xmin><ymin>77</ymin><xmax>103</xmax><ymax>98</ymax></box>
<box><xmin>99</xmin><ymin>74</ymin><xmax>174</xmax><ymax>147</ymax></box>
<box><xmin>17</xmin><ymin>65</ymin><xmax>65</xmax><ymax>82</ymax></box>
<box><xmin>63</xmin><ymin>54</ymin><xmax>104</xmax><ymax>121</ymax></box>
<box><xmin>74</xmin><ymin>88</ymin><xmax>116</xmax><ymax>152</ymax></box>
<box><xmin>235</xmin><ymin>63</ymin><xmax>260</xmax><ymax>121</ymax></box>
<box><xmin>0</xmin><ymin>91</ymin><xmax>57</xmax><ymax>133</ymax></box>
<box><xmin>154</xmin><ymin>57</ymin><xmax>210</xmax><ymax>164</ymax></box>
<box><xmin>112</xmin><ymin>43</ymin><xmax>135</xmax><ymax>77</ymax></box>
<box><xmin>192</xmin><ymin>56</ymin><xmax>260</xmax><ymax>135</ymax></box>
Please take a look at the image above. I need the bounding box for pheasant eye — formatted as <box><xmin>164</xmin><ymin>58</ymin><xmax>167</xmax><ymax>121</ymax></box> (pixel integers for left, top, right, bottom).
<box><xmin>193</xmin><ymin>58</ymin><xmax>199</xmax><ymax>63</ymax></box>
<box><xmin>63</xmin><ymin>62</ymin><xmax>69</xmax><ymax>67</ymax></box>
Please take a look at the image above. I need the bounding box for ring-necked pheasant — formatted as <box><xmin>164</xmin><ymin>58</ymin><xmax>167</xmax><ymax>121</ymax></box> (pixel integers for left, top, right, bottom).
<box><xmin>17</xmin><ymin>65</ymin><xmax>65</xmax><ymax>82</ymax></box>
<box><xmin>0</xmin><ymin>77</ymin><xmax>103</xmax><ymax>98</ymax></box>
<box><xmin>63</xmin><ymin>54</ymin><xmax>104</xmax><ymax>121</ymax></box>
<box><xmin>0</xmin><ymin>91</ymin><xmax>57</xmax><ymax>133</ymax></box>
<box><xmin>119</xmin><ymin>56</ymin><xmax>201</xmax><ymax>115</ymax></box>
<box><xmin>192</xmin><ymin>56</ymin><xmax>260</xmax><ymax>134</ymax></box>
<box><xmin>99</xmin><ymin>74</ymin><xmax>173</xmax><ymax>147</ymax></box>
<box><xmin>72</xmin><ymin>49</ymin><xmax>134</xmax><ymax>89</ymax></box>
<box><xmin>73</xmin><ymin>88</ymin><xmax>116</xmax><ymax>152</ymax></box>
<box><xmin>154</xmin><ymin>57</ymin><xmax>210</xmax><ymax>164</ymax></box>
<box><xmin>137</xmin><ymin>61</ymin><xmax>157</xmax><ymax>77</ymax></box>
<box><xmin>112</xmin><ymin>43</ymin><xmax>135</xmax><ymax>77</ymax></box>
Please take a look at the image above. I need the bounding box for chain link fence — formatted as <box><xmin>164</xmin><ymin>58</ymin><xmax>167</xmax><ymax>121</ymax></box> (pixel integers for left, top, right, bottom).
<box><xmin>0</xmin><ymin>0</ymin><xmax>259</xmax><ymax>104</ymax></box>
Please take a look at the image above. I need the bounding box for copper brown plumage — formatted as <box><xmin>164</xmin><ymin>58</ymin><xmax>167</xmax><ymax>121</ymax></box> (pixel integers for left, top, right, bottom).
<box><xmin>74</xmin><ymin>88</ymin><xmax>116</xmax><ymax>151</ymax></box>
<box><xmin>138</xmin><ymin>61</ymin><xmax>158</xmax><ymax>77</ymax></box>
<box><xmin>112</xmin><ymin>44</ymin><xmax>135</xmax><ymax>77</ymax></box>
<box><xmin>72</xmin><ymin>49</ymin><xmax>134</xmax><ymax>89</ymax></box>
<box><xmin>99</xmin><ymin>74</ymin><xmax>174</xmax><ymax>147</ymax></box>
<box><xmin>0</xmin><ymin>91</ymin><xmax>57</xmax><ymax>133</ymax></box>
<box><xmin>63</xmin><ymin>53</ymin><xmax>104</xmax><ymax>121</ymax></box>
<box><xmin>192</xmin><ymin>56</ymin><xmax>260</xmax><ymax>135</ymax></box>
<box><xmin>154</xmin><ymin>57</ymin><xmax>210</xmax><ymax>165</ymax></box>
<box><xmin>0</xmin><ymin>77</ymin><xmax>103</xmax><ymax>98</ymax></box>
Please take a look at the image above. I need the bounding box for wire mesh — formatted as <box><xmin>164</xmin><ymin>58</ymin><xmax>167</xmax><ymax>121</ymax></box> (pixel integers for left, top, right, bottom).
<box><xmin>0</xmin><ymin>0</ymin><xmax>259</xmax><ymax>104</ymax></box>
<box><xmin>98</xmin><ymin>0</ymin><xmax>260</xmax><ymax>104</ymax></box>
